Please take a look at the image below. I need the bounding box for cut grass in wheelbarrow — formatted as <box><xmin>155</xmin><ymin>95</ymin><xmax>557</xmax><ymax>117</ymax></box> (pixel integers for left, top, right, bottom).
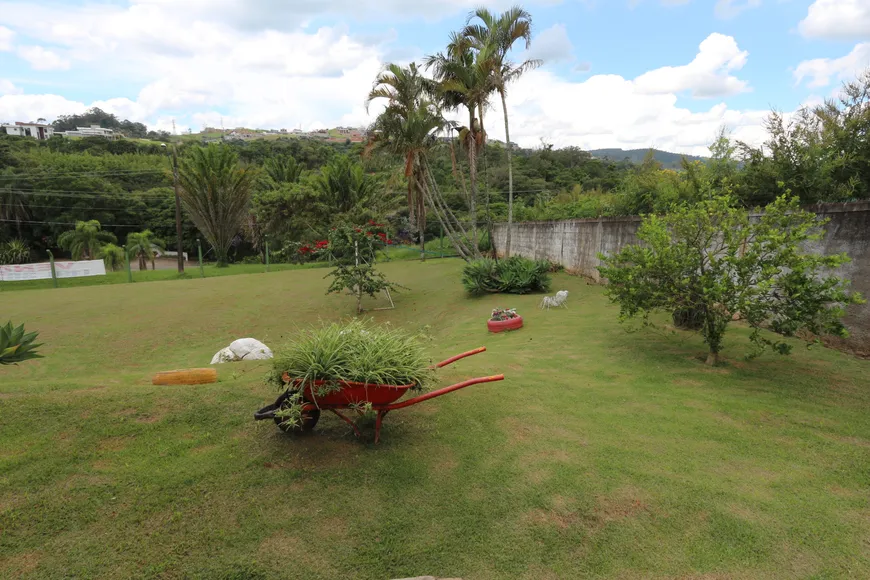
<box><xmin>255</xmin><ymin>320</ymin><xmax>504</xmax><ymax>443</ymax></box>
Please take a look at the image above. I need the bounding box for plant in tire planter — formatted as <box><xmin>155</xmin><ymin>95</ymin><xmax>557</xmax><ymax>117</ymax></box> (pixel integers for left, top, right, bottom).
<box><xmin>488</xmin><ymin>308</ymin><xmax>523</xmax><ymax>333</ymax></box>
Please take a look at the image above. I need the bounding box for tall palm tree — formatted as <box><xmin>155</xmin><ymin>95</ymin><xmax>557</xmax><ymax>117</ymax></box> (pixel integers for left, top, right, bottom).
<box><xmin>0</xmin><ymin>186</ymin><xmax>29</xmax><ymax>238</ymax></box>
<box><xmin>366</xmin><ymin>64</ymin><xmax>479</xmax><ymax>260</ymax></box>
<box><xmin>367</xmin><ymin>62</ymin><xmax>435</xmax><ymax>252</ymax></box>
<box><xmin>425</xmin><ymin>35</ymin><xmax>496</xmax><ymax>250</ymax></box>
<box><xmin>464</xmin><ymin>6</ymin><xmax>541</xmax><ymax>257</ymax></box>
<box><xmin>57</xmin><ymin>220</ymin><xmax>116</xmax><ymax>260</ymax></box>
<box><xmin>177</xmin><ymin>145</ymin><xmax>254</xmax><ymax>267</ymax></box>
<box><xmin>126</xmin><ymin>230</ymin><xmax>165</xmax><ymax>271</ymax></box>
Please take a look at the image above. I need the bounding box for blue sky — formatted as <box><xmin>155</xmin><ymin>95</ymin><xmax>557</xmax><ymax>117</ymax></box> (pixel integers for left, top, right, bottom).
<box><xmin>0</xmin><ymin>0</ymin><xmax>868</xmax><ymax>154</ymax></box>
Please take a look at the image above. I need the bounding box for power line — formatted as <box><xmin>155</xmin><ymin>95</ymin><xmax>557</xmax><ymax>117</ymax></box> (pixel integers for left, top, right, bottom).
<box><xmin>0</xmin><ymin>219</ymin><xmax>141</xmax><ymax>228</ymax></box>
<box><xmin>0</xmin><ymin>203</ymin><xmax>154</xmax><ymax>210</ymax></box>
<box><xmin>5</xmin><ymin>189</ymin><xmax>174</xmax><ymax>199</ymax></box>
<box><xmin>0</xmin><ymin>169</ymin><xmax>167</xmax><ymax>181</ymax></box>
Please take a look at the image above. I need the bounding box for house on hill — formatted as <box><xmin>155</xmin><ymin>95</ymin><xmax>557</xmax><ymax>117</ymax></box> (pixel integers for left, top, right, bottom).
<box><xmin>58</xmin><ymin>125</ymin><xmax>118</xmax><ymax>139</ymax></box>
<box><xmin>2</xmin><ymin>121</ymin><xmax>54</xmax><ymax>140</ymax></box>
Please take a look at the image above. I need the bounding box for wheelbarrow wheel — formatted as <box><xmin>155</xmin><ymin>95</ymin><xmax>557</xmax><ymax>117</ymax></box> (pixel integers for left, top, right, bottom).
<box><xmin>274</xmin><ymin>403</ymin><xmax>321</xmax><ymax>433</ymax></box>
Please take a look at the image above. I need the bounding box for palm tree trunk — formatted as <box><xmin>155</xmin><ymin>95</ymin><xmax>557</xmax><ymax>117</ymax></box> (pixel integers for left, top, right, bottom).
<box><xmin>139</xmin><ymin>254</ymin><xmax>147</xmax><ymax>271</ymax></box>
<box><xmin>501</xmin><ymin>89</ymin><xmax>514</xmax><ymax>258</ymax></box>
<box><xmin>467</xmin><ymin>110</ymin><xmax>478</xmax><ymax>256</ymax></box>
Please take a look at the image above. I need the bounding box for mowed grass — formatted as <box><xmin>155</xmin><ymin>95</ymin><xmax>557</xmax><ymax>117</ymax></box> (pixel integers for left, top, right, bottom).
<box><xmin>1</xmin><ymin>260</ymin><xmax>869</xmax><ymax>579</ymax></box>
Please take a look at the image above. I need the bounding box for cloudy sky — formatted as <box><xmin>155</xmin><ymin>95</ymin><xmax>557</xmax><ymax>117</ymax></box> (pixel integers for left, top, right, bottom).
<box><xmin>0</xmin><ymin>0</ymin><xmax>868</xmax><ymax>155</ymax></box>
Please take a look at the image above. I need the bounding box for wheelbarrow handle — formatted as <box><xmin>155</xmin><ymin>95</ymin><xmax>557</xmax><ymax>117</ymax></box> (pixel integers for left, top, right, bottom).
<box><xmin>381</xmin><ymin>374</ymin><xmax>504</xmax><ymax>411</ymax></box>
<box><xmin>433</xmin><ymin>347</ymin><xmax>487</xmax><ymax>369</ymax></box>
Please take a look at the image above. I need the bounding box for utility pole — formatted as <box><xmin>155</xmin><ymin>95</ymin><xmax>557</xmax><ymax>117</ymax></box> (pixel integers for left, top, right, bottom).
<box><xmin>172</xmin><ymin>145</ymin><xmax>185</xmax><ymax>274</ymax></box>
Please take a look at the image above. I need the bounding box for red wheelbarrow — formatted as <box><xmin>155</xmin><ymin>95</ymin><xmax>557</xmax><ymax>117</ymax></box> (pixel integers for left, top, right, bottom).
<box><xmin>254</xmin><ymin>347</ymin><xmax>504</xmax><ymax>443</ymax></box>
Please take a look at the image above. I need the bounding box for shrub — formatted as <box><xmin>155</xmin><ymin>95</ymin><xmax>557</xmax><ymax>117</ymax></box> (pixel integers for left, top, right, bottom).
<box><xmin>266</xmin><ymin>320</ymin><xmax>435</xmax><ymax>391</ymax></box>
<box><xmin>0</xmin><ymin>239</ymin><xmax>30</xmax><ymax>265</ymax></box>
<box><xmin>462</xmin><ymin>256</ymin><xmax>552</xmax><ymax>295</ymax></box>
<box><xmin>0</xmin><ymin>321</ymin><xmax>43</xmax><ymax>365</ymax></box>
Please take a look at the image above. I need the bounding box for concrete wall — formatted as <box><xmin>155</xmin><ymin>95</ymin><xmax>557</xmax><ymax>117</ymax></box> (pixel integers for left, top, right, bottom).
<box><xmin>493</xmin><ymin>202</ymin><xmax>870</xmax><ymax>353</ymax></box>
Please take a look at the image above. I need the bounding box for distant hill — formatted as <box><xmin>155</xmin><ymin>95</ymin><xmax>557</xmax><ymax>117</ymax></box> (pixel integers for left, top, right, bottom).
<box><xmin>588</xmin><ymin>148</ymin><xmax>706</xmax><ymax>169</ymax></box>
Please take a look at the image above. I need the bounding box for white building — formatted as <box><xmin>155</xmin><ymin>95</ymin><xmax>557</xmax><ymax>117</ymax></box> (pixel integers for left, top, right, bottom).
<box><xmin>2</xmin><ymin>122</ymin><xmax>54</xmax><ymax>140</ymax></box>
<box><xmin>59</xmin><ymin>125</ymin><xmax>117</xmax><ymax>139</ymax></box>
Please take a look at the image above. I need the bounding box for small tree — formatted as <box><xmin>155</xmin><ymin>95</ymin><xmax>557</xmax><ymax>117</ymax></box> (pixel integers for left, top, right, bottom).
<box><xmin>126</xmin><ymin>230</ymin><xmax>165</xmax><ymax>271</ymax></box>
<box><xmin>57</xmin><ymin>220</ymin><xmax>116</xmax><ymax>260</ymax></box>
<box><xmin>323</xmin><ymin>224</ymin><xmax>403</xmax><ymax>314</ymax></box>
<box><xmin>599</xmin><ymin>194</ymin><xmax>863</xmax><ymax>365</ymax></box>
<box><xmin>101</xmin><ymin>243</ymin><xmax>126</xmax><ymax>271</ymax></box>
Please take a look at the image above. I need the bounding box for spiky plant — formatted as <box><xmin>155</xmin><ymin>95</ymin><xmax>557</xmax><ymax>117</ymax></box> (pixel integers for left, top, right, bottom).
<box><xmin>0</xmin><ymin>321</ymin><xmax>43</xmax><ymax>365</ymax></box>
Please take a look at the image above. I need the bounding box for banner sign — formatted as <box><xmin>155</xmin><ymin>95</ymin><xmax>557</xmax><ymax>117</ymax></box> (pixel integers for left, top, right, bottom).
<box><xmin>0</xmin><ymin>260</ymin><xmax>107</xmax><ymax>282</ymax></box>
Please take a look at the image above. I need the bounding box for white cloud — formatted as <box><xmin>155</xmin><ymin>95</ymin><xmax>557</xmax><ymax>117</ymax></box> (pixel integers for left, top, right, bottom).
<box><xmin>714</xmin><ymin>0</ymin><xmax>762</xmax><ymax>19</ymax></box>
<box><xmin>16</xmin><ymin>45</ymin><xmax>70</xmax><ymax>70</ymax></box>
<box><xmin>0</xmin><ymin>0</ymin><xmax>792</xmax><ymax>155</ymax></box>
<box><xmin>633</xmin><ymin>33</ymin><xmax>750</xmax><ymax>98</ymax></box>
<box><xmin>0</xmin><ymin>25</ymin><xmax>13</xmax><ymax>51</ymax></box>
<box><xmin>487</xmin><ymin>69</ymin><xmax>771</xmax><ymax>155</ymax></box>
<box><xmin>799</xmin><ymin>0</ymin><xmax>870</xmax><ymax>40</ymax></box>
<box><xmin>528</xmin><ymin>24</ymin><xmax>574</xmax><ymax>64</ymax></box>
<box><xmin>794</xmin><ymin>43</ymin><xmax>870</xmax><ymax>88</ymax></box>
<box><xmin>0</xmin><ymin>79</ymin><xmax>22</xmax><ymax>95</ymax></box>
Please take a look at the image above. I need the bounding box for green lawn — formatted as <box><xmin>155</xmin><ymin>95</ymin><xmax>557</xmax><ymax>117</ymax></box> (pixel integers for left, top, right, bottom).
<box><xmin>0</xmin><ymin>245</ymin><xmax>456</xmax><ymax>292</ymax></box>
<box><xmin>1</xmin><ymin>260</ymin><xmax>868</xmax><ymax>579</ymax></box>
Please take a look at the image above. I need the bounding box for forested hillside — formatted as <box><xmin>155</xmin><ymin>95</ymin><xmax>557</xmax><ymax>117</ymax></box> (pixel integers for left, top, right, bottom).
<box><xmin>1</xmin><ymin>71</ymin><xmax>868</xmax><ymax>265</ymax></box>
<box><xmin>589</xmin><ymin>148</ymin><xmax>707</xmax><ymax>169</ymax></box>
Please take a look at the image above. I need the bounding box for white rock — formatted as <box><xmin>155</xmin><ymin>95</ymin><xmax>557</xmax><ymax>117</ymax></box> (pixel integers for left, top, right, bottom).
<box><xmin>228</xmin><ymin>338</ymin><xmax>273</xmax><ymax>361</ymax></box>
<box><xmin>210</xmin><ymin>347</ymin><xmax>236</xmax><ymax>365</ymax></box>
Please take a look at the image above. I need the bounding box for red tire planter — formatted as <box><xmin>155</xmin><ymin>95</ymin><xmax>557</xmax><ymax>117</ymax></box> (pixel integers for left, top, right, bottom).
<box><xmin>487</xmin><ymin>315</ymin><xmax>524</xmax><ymax>333</ymax></box>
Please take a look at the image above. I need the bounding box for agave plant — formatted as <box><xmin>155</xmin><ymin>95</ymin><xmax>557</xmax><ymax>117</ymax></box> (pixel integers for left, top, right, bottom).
<box><xmin>0</xmin><ymin>321</ymin><xmax>43</xmax><ymax>365</ymax></box>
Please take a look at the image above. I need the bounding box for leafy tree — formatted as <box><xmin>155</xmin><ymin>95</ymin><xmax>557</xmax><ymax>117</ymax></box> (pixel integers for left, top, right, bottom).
<box><xmin>177</xmin><ymin>145</ymin><xmax>254</xmax><ymax>266</ymax></box>
<box><xmin>464</xmin><ymin>6</ymin><xmax>541</xmax><ymax>257</ymax></box>
<box><xmin>57</xmin><ymin>220</ymin><xmax>117</xmax><ymax>260</ymax></box>
<box><xmin>126</xmin><ymin>230</ymin><xmax>165</xmax><ymax>271</ymax></box>
<box><xmin>599</xmin><ymin>194</ymin><xmax>863</xmax><ymax>365</ymax></box>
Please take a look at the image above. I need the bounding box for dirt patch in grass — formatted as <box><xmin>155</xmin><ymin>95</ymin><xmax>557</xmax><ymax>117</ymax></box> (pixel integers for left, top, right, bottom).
<box><xmin>257</xmin><ymin>531</ymin><xmax>339</xmax><ymax>576</ymax></box>
<box><xmin>0</xmin><ymin>551</ymin><xmax>41</xmax><ymax>577</ymax></box>
<box><xmin>523</xmin><ymin>507</ymin><xmax>580</xmax><ymax>530</ymax></box>
<box><xmin>70</xmin><ymin>386</ymin><xmax>108</xmax><ymax>395</ymax></box>
<box><xmin>98</xmin><ymin>436</ymin><xmax>130</xmax><ymax>452</ymax></box>
<box><xmin>430</xmin><ymin>448</ymin><xmax>459</xmax><ymax>474</ymax></box>
<box><xmin>591</xmin><ymin>486</ymin><xmax>651</xmax><ymax>526</ymax></box>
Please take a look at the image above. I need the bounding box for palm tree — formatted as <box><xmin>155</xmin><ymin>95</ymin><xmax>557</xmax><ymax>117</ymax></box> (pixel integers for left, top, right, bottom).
<box><xmin>177</xmin><ymin>145</ymin><xmax>254</xmax><ymax>267</ymax></box>
<box><xmin>264</xmin><ymin>155</ymin><xmax>302</xmax><ymax>184</ymax></box>
<box><xmin>0</xmin><ymin>186</ymin><xmax>29</xmax><ymax>238</ymax></box>
<box><xmin>57</xmin><ymin>220</ymin><xmax>116</xmax><ymax>260</ymax></box>
<box><xmin>464</xmin><ymin>6</ymin><xmax>541</xmax><ymax>257</ymax></box>
<box><xmin>126</xmin><ymin>230</ymin><xmax>165</xmax><ymax>271</ymax></box>
<box><xmin>366</xmin><ymin>64</ymin><xmax>479</xmax><ymax>260</ymax></box>
<box><xmin>425</xmin><ymin>35</ymin><xmax>496</xmax><ymax>250</ymax></box>
<box><xmin>313</xmin><ymin>155</ymin><xmax>377</xmax><ymax>215</ymax></box>
<box><xmin>101</xmin><ymin>243</ymin><xmax>126</xmax><ymax>271</ymax></box>
<box><xmin>366</xmin><ymin>62</ymin><xmax>435</xmax><ymax>254</ymax></box>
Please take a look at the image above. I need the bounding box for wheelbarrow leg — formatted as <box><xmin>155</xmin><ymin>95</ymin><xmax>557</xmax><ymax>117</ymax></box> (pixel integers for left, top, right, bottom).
<box><xmin>375</xmin><ymin>411</ymin><xmax>384</xmax><ymax>444</ymax></box>
<box><xmin>331</xmin><ymin>409</ymin><xmax>362</xmax><ymax>439</ymax></box>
